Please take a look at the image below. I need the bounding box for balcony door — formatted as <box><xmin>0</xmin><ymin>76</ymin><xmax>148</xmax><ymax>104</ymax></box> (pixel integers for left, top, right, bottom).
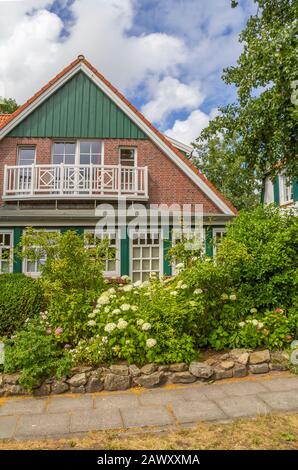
<box><xmin>17</xmin><ymin>146</ymin><xmax>36</xmax><ymax>193</ymax></box>
<box><xmin>119</xmin><ymin>148</ymin><xmax>136</xmax><ymax>193</ymax></box>
<box><xmin>52</xmin><ymin>141</ymin><xmax>102</xmax><ymax>193</ymax></box>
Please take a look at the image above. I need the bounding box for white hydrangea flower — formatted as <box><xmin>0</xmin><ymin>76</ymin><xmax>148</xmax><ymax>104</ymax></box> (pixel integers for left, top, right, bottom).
<box><xmin>117</xmin><ymin>319</ymin><xmax>128</xmax><ymax>329</ymax></box>
<box><xmin>123</xmin><ymin>284</ymin><xmax>133</xmax><ymax>292</ymax></box>
<box><xmin>137</xmin><ymin>319</ymin><xmax>144</xmax><ymax>326</ymax></box>
<box><xmin>146</xmin><ymin>338</ymin><xmax>157</xmax><ymax>348</ymax></box>
<box><xmin>252</xmin><ymin>319</ymin><xmax>258</xmax><ymax>326</ymax></box>
<box><xmin>87</xmin><ymin>320</ymin><xmax>96</xmax><ymax>327</ymax></box>
<box><xmin>125</xmin><ymin>340</ymin><xmax>130</xmax><ymax>345</ymax></box>
<box><xmin>112</xmin><ymin>309</ymin><xmax>121</xmax><ymax>314</ymax></box>
<box><xmin>93</xmin><ymin>308</ymin><xmax>100</xmax><ymax>314</ymax></box>
<box><xmin>104</xmin><ymin>306</ymin><xmax>110</xmax><ymax>313</ymax></box>
<box><xmin>177</xmin><ymin>280</ymin><xmax>183</xmax><ymax>287</ymax></box>
<box><xmin>133</xmin><ymin>280</ymin><xmax>142</xmax><ymax>287</ymax></box>
<box><xmin>189</xmin><ymin>300</ymin><xmax>197</xmax><ymax>307</ymax></box>
<box><xmin>142</xmin><ymin>322</ymin><xmax>152</xmax><ymax>331</ymax></box>
<box><xmin>175</xmin><ymin>262</ymin><xmax>184</xmax><ymax>270</ymax></box>
<box><xmin>257</xmin><ymin>322</ymin><xmax>264</xmax><ymax>329</ymax></box>
<box><xmin>121</xmin><ymin>275</ymin><xmax>130</xmax><ymax>281</ymax></box>
<box><xmin>142</xmin><ymin>281</ymin><xmax>150</xmax><ymax>287</ymax></box>
<box><xmin>250</xmin><ymin>308</ymin><xmax>258</xmax><ymax>314</ymax></box>
<box><xmin>179</xmin><ymin>284</ymin><xmax>188</xmax><ymax>289</ymax></box>
<box><xmin>104</xmin><ymin>322</ymin><xmax>117</xmax><ymax>333</ymax></box>
<box><xmin>131</xmin><ymin>305</ymin><xmax>138</xmax><ymax>312</ymax></box>
<box><xmin>229</xmin><ymin>294</ymin><xmax>237</xmax><ymax>301</ymax></box>
<box><xmin>97</xmin><ymin>296</ymin><xmax>109</xmax><ymax>305</ymax></box>
<box><xmin>121</xmin><ymin>304</ymin><xmax>131</xmax><ymax>311</ymax></box>
<box><xmin>170</xmin><ymin>290</ymin><xmax>178</xmax><ymax>296</ymax></box>
<box><xmin>194</xmin><ymin>288</ymin><xmax>203</xmax><ymax>294</ymax></box>
<box><xmin>108</xmin><ymin>287</ymin><xmax>116</xmax><ymax>294</ymax></box>
<box><xmin>238</xmin><ymin>322</ymin><xmax>245</xmax><ymax>327</ymax></box>
<box><xmin>88</xmin><ymin>312</ymin><xmax>96</xmax><ymax>318</ymax></box>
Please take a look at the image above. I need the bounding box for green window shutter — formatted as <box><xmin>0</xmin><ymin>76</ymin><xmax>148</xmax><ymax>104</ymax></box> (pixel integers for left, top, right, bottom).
<box><xmin>273</xmin><ymin>176</ymin><xmax>280</xmax><ymax>205</ymax></box>
<box><xmin>13</xmin><ymin>227</ymin><xmax>23</xmax><ymax>273</ymax></box>
<box><xmin>293</xmin><ymin>179</ymin><xmax>298</xmax><ymax>202</ymax></box>
<box><xmin>120</xmin><ymin>228</ymin><xmax>129</xmax><ymax>276</ymax></box>
<box><xmin>205</xmin><ymin>226</ymin><xmax>213</xmax><ymax>257</ymax></box>
<box><xmin>163</xmin><ymin>233</ymin><xmax>172</xmax><ymax>276</ymax></box>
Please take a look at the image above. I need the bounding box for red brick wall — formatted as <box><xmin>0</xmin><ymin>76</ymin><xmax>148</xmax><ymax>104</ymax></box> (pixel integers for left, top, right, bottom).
<box><xmin>0</xmin><ymin>137</ymin><xmax>222</xmax><ymax>213</ymax></box>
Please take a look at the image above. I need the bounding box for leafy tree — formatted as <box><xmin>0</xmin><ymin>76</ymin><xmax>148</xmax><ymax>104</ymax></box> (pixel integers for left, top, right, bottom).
<box><xmin>193</xmin><ymin>135</ymin><xmax>261</xmax><ymax>210</ymax></box>
<box><xmin>0</xmin><ymin>97</ymin><xmax>18</xmax><ymax>114</ymax></box>
<box><xmin>194</xmin><ymin>0</ymin><xmax>297</xmax><ymax>208</ymax></box>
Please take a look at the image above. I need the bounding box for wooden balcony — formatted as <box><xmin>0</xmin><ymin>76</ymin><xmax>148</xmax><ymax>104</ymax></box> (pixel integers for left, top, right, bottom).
<box><xmin>3</xmin><ymin>164</ymin><xmax>148</xmax><ymax>200</ymax></box>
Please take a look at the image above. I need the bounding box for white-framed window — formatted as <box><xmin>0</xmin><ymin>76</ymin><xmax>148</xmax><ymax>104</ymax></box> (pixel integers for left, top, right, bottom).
<box><xmin>130</xmin><ymin>231</ymin><xmax>162</xmax><ymax>282</ymax></box>
<box><xmin>172</xmin><ymin>228</ymin><xmax>205</xmax><ymax>273</ymax></box>
<box><xmin>119</xmin><ymin>148</ymin><xmax>137</xmax><ymax>167</ymax></box>
<box><xmin>84</xmin><ymin>230</ymin><xmax>119</xmax><ymax>277</ymax></box>
<box><xmin>52</xmin><ymin>141</ymin><xmax>103</xmax><ymax>165</ymax></box>
<box><xmin>23</xmin><ymin>229</ymin><xmax>58</xmax><ymax>277</ymax></box>
<box><xmin>213</xmin><ymin>228</ymin><xmax>226</xmax><ymax>256</ymax></box>
<box><xmin>18</xmin><ymin>146</ymin><xmax>36</xmax><ymax>166</ymax></box>
<box><xmin>279</xmin><ymin>174</ymin><xmax>293</xmax><ymax>205</ymax></box>
<box><xmin>0</xmin><ymin>231</ymin><xmax>14</xmax><ymax>274</ymax></box>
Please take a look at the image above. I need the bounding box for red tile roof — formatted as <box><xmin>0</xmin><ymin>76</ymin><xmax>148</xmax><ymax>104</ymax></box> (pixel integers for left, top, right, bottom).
<box><xmin>0</xmin><ymin>114</ymin><xmax>11</xmax><ymax>127</ymax></box>
<box><xmin>0</xmin><ymin>56</ymin><xmax>237</xmax><ymax>215</ymax></box>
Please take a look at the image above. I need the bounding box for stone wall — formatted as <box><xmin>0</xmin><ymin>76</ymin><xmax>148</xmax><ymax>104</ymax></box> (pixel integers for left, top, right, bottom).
<box><xmin>0</xmin><ymin>349</ymin><xmax>290</xmax><ymax>397</ymax></box>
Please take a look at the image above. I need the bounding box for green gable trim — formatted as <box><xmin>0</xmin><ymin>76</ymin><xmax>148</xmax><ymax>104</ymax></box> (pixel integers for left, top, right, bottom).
<box><xmin>163</xmin><ymin>234</ymin><xmax>172</xmax><ymax>276</ymax></box>
<box><xmin>273</xmin><ymin>176</ymin><xmax>280</xmax><ymax>205</ymax></box>
<box><xmin>120</xmin><ymin>229</ymin><xmax>129</xmax><ymax>276</ymax></box>
<box><xmin>8</xmin><ymin>72</ymin><xmax>148</xmax><ymax>139</ymax></box>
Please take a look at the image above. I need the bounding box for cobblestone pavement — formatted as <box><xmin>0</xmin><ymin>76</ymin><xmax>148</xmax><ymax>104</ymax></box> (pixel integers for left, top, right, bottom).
<box><xmin>1</xmin><ymin>374</ymin><xmax>298</xmax><ymax>441</ymax></box>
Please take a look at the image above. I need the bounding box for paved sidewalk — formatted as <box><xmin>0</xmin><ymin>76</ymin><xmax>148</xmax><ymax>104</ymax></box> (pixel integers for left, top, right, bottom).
<box><xmin>1</xmin><ymin>374</ymin><xmax>298</xmax><ymax>441</ymax></box>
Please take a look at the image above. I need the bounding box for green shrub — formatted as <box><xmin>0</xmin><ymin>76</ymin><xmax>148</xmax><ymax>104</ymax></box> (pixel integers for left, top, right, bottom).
<box><xmin>4</xmin><ymin>316</ymin><xmax>72</xmax><ymax>390</ymax></box>
<box><xmin>47</xmin><ymin>289</ymin><xmax>96</xmax><ymax>345</ymax></box>
<box><xmin>0</xmin><ymin>274</ymin><xmax>44</xmax><ymax>336</ymax></box>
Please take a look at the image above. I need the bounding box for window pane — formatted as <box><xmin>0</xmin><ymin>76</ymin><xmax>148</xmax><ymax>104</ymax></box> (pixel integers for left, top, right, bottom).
<box><xmin>18</xmin><ymin>148</ymin><xmax>35</xmax><ymax>165</ymax></box>
<box><xmin>80</xmin><ymin>142</ymin><xmax>91</xmax><ymax>154</ymax></box>
<box><xmin>53</xmin><ymin>143</ymin><xmax>65</xmax><ymax>155</ymax></box>
<box><xmin>91</xmin><ymin>142</ymin><xmax>101</xmax><ymax>154</ymax></box>
<box><xmin>80</xmin><ymin>154</ymin><xmax>90</xmax><ymax>165</ymax></box>
<box><xmin>65</xmin><ymin>154</ymin><xmax>75</xmax><ymax>165</ymax></box>
<box><xmin>53</xmin><ymin>155</ymin><xmax>63</xmax><ymax>165</ymax></box>
<box><xmin>65</xmin><ymin>143</ymin><xmax>76</xmax><ymax>154</ymax></box>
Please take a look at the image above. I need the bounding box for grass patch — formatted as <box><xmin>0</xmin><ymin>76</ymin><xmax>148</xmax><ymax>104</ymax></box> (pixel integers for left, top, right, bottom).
<box><xmin>0</xmin><ymin>413</ymin><xmax>298</xmax><ymax>450</ymax></box>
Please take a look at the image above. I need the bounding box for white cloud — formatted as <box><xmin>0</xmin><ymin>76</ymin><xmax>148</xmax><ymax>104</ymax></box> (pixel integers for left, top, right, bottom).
<box><xmin>0</xmin><ymin>0</ymin><xmax>188</xmax><ymax>103</ymax></box>
<box><xmin>165</xmin><ymin>108</ymin><xmax>218</xmax><ymax>145</ymax></box>
<box><xmin>141</xmin><ymin>76</ymin><xmax>204</xmax><ymax>124</ymax></box>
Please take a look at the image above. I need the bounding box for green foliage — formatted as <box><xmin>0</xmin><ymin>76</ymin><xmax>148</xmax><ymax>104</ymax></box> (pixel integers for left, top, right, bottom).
<box><xmin>20</xmin><ymin>228</ymin><xmax>107</xmax><ymax>294</ymax></box>
<box><xmin>0</xmin><ymin>97</ymin><xmax>18</xmax><ymax>114</ymax></box>
<box><xmin>193</xmin><ymin>136</ymin><xmax>261</xmax><ymax>210</ymax></box>
<box><xmin>4</xmin><ymin>317</ymin><xmax>72</xmax><ymax>390</ymax></box>
<box><xmin>217</xmin><ymin>205</ymin><xmax>298</xmax><ymax>311</ymax></box>
<box><xmin>195</xmin><ymin>0</ymin><xmax>297</xmax><ymax>208</ymax></box>
<box><xmin>0</xmin><ymin>274</ymin><xmax>44</xmax><ymax>336</ymax></box>
<box><xmin>47</xmin><ymin>289</ymin><xmax>95</xmax><ymax>345</ymax></box>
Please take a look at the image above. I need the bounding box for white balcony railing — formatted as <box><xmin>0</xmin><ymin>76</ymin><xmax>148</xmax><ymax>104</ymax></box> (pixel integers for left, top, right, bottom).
<box><xmin>3</xmin><ymin>164</ymin><xmax>148</xmax><ymax>200</ymax></box>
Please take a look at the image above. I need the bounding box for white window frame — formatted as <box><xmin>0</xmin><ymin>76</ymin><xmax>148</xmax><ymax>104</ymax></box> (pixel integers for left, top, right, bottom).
<box><xmin>17</xmin><ymin>146</ymin><xmax>36</xmax><ymax>165</ymax></box>
<box><xmin>279</xmin><ymin>174</ymin><xmax>293</xmax><ymax>205</ymax></box>
<box><xmin>0</xmin><ymin>230</ymin><xmax>14</xmax><ymax>274</ymax></box>
<box><xmin>129</xmin><ymin>230</ymin><xmax>163</xmax><ymax>282</ymax></box>
<box><xmin>84</xmin><ymin>229</ymin><xmax>119</xmax><ymax>277</ymax></box>
<box><xmin>23</xmin><ymin>229</ymin><xmax>59</xmax><ymax>278</ymax></box>
<box><xmin>119</xmin><ymin>147</ymin><xmax>137</xmax><ymax>166</ymax></box>
<box><xmin>51</xmin><ymin>140</ymin><xmax>104</xmax><ymax>166</ymax></box>
<box><xmin>212</xmin><ymin>227</ymin><xmax>226</xmax><ymax>256</ymax></box>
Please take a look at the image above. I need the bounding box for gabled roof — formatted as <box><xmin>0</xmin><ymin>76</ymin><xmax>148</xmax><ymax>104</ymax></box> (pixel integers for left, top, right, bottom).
<box><xmin>0</xmin><ymin>114</ymin><xmax>11</xmax><ymax>127</ymax></box>
<box><xmin>0</xmin><ymin>55</ymin><xmax>237</xmax><ymax>215</ymax></box>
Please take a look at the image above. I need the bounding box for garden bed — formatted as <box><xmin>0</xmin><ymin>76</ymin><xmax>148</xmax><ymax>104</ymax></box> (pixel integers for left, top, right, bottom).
<box><xmin>0</xmin><ymin>349</ymin><xmax>290</xmax><ymax>397</ymax></box>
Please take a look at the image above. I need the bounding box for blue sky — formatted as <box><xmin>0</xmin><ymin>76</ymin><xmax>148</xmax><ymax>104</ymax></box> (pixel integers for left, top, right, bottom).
<box><xmin>0</xmin><ymin>0</ymin><xmax>255</xmax><ymax>143</ymax></box>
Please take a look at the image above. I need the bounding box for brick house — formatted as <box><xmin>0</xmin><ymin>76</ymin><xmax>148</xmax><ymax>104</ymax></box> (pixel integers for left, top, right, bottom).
<box><xmin>0</xmin><ymin>56</ymin><xmax>237</xmax><ymax>280</ymax></box>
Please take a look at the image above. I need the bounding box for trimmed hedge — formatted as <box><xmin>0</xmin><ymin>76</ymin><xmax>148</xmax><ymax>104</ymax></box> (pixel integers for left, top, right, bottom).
<box><xmin>0</xmin><ymin>274</ymin><xmax>44</xmax><ymax>336</ymax></box>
